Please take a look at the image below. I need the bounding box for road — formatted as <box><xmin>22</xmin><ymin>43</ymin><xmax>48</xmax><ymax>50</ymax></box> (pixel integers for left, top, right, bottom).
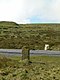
<box><xmin>0</xmin><ymin>49</ymin><xmax>60</xmax><ymax>56</ymax></box>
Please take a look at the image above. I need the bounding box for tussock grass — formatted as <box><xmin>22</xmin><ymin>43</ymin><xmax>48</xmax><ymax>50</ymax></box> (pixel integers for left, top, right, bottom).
<box><xmin>0</xmin><ymin>21</ymin><xmax>60</xmax><ymax>50</ymax></box>
<box><xmin>0</xmin><ymin>55</ymin><xmax>60</xmax><ymax>80</ymax></box>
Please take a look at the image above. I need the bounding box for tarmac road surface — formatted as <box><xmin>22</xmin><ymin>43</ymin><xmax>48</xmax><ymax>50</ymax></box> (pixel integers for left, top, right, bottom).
<box><xmin>0</xmin><ymin>49</ymin><xmax>60</xmax><ymax>56</ymax></box>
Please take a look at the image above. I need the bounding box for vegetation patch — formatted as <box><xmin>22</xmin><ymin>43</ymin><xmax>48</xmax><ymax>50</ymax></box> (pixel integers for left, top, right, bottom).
<box><xmin>0</xmin><ymin>21</ymin><xmax>60</xmax><ymax>50</ymax></box>
<box><xmin>0</xmin><ymin>55</ymin><xmax>60</xmax><ymax>80</ymax></box>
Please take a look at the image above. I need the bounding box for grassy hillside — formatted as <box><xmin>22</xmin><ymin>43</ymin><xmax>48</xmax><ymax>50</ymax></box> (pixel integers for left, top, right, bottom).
<box><xmin>0</xmin><ymin>21</ymin><xmax>60</xmax><ymax>50</ymax></box>
<box><xmin>0</xmin><ymin>21</ymin><xmax>19</xmax><ymax>27</ymax></box>
<box><xmin>0</xmin><ymin>55</ymin><xmax>60</xmax><ymax>80</ymax></box>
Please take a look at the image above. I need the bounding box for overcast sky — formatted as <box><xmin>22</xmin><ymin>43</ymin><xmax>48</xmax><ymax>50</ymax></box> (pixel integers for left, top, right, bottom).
<box><xmin>0</xmin><ymin>0</ymin><xmax>60</xmax><ymax>24</ymax></box>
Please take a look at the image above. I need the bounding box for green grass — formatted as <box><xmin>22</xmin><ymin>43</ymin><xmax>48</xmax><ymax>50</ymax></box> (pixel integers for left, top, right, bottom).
<box><xmin>0</xmin><ymin>54</ymin><xmax>60</xmax><ymax>80</ymax></box>
<box><xmin>0</xmin><ymin>21</ymin><xmax>60</xmax><ymax>50</ymax></box>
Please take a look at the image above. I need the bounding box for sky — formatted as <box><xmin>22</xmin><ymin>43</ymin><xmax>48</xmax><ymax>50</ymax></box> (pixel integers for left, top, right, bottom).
<box><xmin>0</xmin><ymin>0</ymin><xmax>60</xmax><ymax>24</ymax></box>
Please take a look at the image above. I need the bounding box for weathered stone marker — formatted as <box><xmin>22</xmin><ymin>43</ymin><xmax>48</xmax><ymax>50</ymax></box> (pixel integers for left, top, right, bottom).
<box><xmin>22</xmin><ymin>46</ymin><xmax>30</xmax><ymax>60</ymax></box>
<box><xmin>21</xmin><ymin>46</ymin><xmax>31</xmax><ymax>65</ymax></box>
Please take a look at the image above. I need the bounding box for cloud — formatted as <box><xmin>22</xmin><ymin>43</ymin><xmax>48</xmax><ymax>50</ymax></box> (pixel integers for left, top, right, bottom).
<box><xmin>0</xmin><ymin>0</ymin><xmax>26</xmax><ymax>23</ymax></box>
<box><xmin>0</xmin><ymin>0</ymin><xmax>60</xmax><ymax>23</ymax></box>
<box><xmin>38</xmin><ymin>0</ymin><xmax>60</xmax><ymax>23</ymax></box>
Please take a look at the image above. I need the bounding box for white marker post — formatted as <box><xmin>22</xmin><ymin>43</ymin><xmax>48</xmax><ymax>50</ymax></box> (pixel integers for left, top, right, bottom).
<box><xmin>44</xmin><ymin>44</ymin><xmax>49</xmax><ymax>50</ymax></box>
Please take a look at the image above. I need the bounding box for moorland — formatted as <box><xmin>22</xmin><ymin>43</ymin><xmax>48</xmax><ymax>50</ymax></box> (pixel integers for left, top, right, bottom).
<box><xmin>0</xmin><ymin>21</ymin><xmax>60</xmax><ymax>50</ymax></box>
<box><xmin>0</xmin><ymin>55</ymin><xmax>60</xmax><ymax>80</ymax></box>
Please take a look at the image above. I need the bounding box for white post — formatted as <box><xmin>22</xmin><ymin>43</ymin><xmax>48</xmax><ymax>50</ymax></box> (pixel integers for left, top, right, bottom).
<box><xmin>44</xmin><ymin>44</ymin><xmax>49</xmax><ymax>50</ymax></box>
